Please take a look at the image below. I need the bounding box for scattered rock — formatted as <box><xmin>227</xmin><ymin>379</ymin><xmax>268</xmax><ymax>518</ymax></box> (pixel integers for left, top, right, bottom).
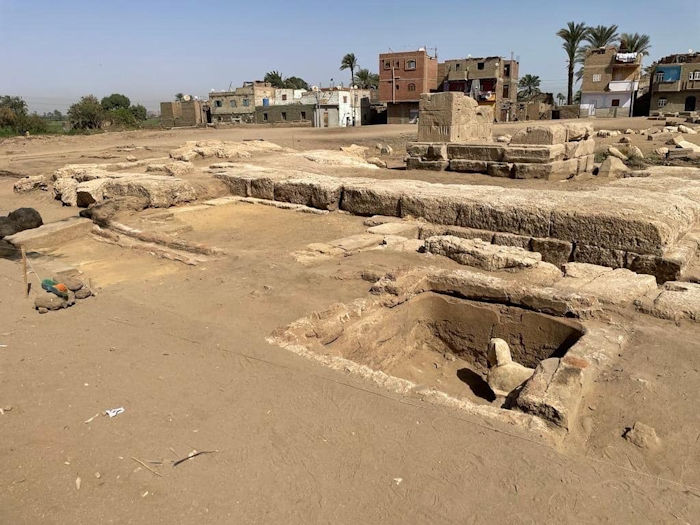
<box><xmin>597</xmin><ymin>156</ymin><xmax>628</xmax><ymax>178</ymax></box>
<box><xmin>366</xmin><ymin>157</ymin><xmax>387</xmax><ymax>168</ymax></box>
<box><xmin>125</xmin><ymin>155</ymin><xmax>138</xmax><ymax>162</ymax></box>
<box><xmin>646</xmin><ymin>134</ymin><xmax>653</xmax><ymax>141</ymax></box>
<box><xmin>607</xmin><ymin>146</ymin><xmax>628</xmax><ymax>161</ymax></box>
<box><xmin>13</xmin><ymin>175</ymin><xmax>49</xmax><ymax>193</ymax></box>
<box><xmin>35</xmin><ymin>294</ymin><xmax>68</xmax><ymax>311</ymax></box>
<box><xmin>624</xmin><ymin>128</ymin><xmax>634</xmax><ymax>134</ymax></box>
<box><xmin>624</xmin><ymin>422</ymin><xmax>660</xmax><ymax>450</ymax></box>
<box><xmin>495</xmin><ymin>135</ymin><xmax>511</xmax><ymax>143</ymax></box>
<box><xmin>597</xmin><ymin>130</ymin><xmax>612</xmax><ymax>138</ymax></box>
<box><xmin>8</xmin><ymin>208</ymin><xmax>42</xmax><ymax>231</ymax></box>
<box><xmin>75</xmin><ymin>287</ymin><xmax>92</xmax><ymax>299</ymax></box>
<box><xmin>377</xmin><ymin>144</ymin><xmax>393</xmax><ymax>155</ymax></box>
<box><xmin>619</xmin><ymin>136</ymin><xmax>631</xmax><ymax>144</ymax></box>
<box><xmin>678</xmin><ymin>124</ymin><xmax>697</xmax><ymax>134</ymax></box>
<box><xmin>627</xmin><ymin>145</ymin><xmax>644</xmax><ymax>160</ymax></box>
<box><xmin>654</xmin><ymin>147</ymin><xmax>669</xmax><ymax>156</ymax></box>
<box><xmin>61</xmin><ymin>276</ymin><xmax>84</xmax><ymax>292</ymax></box>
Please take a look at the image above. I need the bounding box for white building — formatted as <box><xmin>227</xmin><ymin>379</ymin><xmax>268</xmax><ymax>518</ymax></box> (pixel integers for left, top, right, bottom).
<box><xmin>272</xmin><ymin>89</ymin><xmax>305</xmax><ymax>105</ymax></box>
<box><xmin>299</xmin><ymin>88</ymin><xmax>371</xmax><ymax>127</ymax></box>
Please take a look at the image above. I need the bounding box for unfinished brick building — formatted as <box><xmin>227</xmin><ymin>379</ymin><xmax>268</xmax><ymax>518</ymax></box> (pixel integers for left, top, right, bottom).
<box><xmin>650</xmin><ymin>52</ymin><xmax>700</xmax><ymax>116</ymax></box>
<box><xmin>438</xmin><ymin>56</ymin><xmax>519</xmax><ymax>122</ymax></box>
<box><xmin>379</xmin><ymin>49</ymin><xmax>438</xmax><ymax>124</ymax></box>
<box><xmin>208</xmin><ymin>82</ymin><xmax>276</xmax><ymax>123</ymax></box>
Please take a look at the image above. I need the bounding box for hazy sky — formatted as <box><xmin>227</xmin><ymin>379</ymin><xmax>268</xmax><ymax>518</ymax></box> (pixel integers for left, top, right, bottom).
<box><xmin>1</xmin><ymin>0</ymin><xmax>698</xmax><ymax>112</ymax></box>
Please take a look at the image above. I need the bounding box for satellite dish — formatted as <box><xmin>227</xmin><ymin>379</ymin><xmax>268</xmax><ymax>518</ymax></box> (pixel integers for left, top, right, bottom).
<box><xmin>183</xmin><ymin>94</ymin><xmax>191</xmax><ymax>101</ymax></box>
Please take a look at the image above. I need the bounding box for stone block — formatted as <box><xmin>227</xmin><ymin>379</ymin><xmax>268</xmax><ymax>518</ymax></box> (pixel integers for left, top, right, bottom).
<box><xmin>564</xmin><ymin>139</ymin><xmax>596</xmax><ymax>159</ymax></box>
<box><xmin>417</xmin><ymin>92</ymin><xmax>493</xmax><ymax>142</ymax></box>
<box><xmin>341</xmin><ymin>180</ymin><xmax>403</xmax><ymax>217</ymax></box>
<box><xmin>447</xmin><ymin>144</ymin><xmax>505</xmax><ymax>161</ymax></box>
<box><xmin>406</xmin><ymin>143</ymin><xmax>429</xmax><ymax>157</ymax></box>
<box><xmin>274</xmin><ymin>175</ymin><xmax>343</xmax><ymax>211</ymax></box>
<box><xmin>424</xmin><ymin>235</ymin><xmax>541</xmax><ymax>271</ymax></box>
<box><xmin>419</xmin><ymin>224</ymin><xmax>494</xmax><ymax>243</ymax></box>
<box><xmin>564</xmin><ymin>122</ymin><xmax>594</xmax><ymax>141</ymax></box>
<box><xmin>487</xmin><ymin>162</ymin><xmax>513</xmax><ymax>178</ymax></box>
<box><xmin>511</xmin><ymin>159</ymin><xmax>578</xmax><ymax>180</ymax></box>
<box><xmin>510</xmin><ymin>124</ymin><xmax>568</xmax><ymax>145</ymax></box>
<box><xmin>530</xmin><ymin>237</ymin><xmax>572</xmax><ymax>267</ymax></box>
<box><xmin>502</xmin><ymin>144</ymin><xmax>566</xmax><ymax>163</ymax></box>
<box><xmin>5</xmin><ymin>218</ymin><xmax>93</xmax><ymax>251</ymax></box>
<box><xmin>367</xmin><ymin>222</ymin><xmax>420</xmax><ymax>238</ymax></box>
<box><xmin>448</xmin><ymin>159</ymin><xmax>489</xmax><ymax>173</ymax></box>
<box><xmin>572</xmin><ymin>244</ymin><xmax>627</xmax><ymax>268</ymax></box>
<box><xmin>597</xmin><ymin>156</ymin><xmax>627</xmax><ymax>178</ymax></box>
<box><xmin>492</xmin><ymin>231</ymin><xmax>531</xmax><ymax>249</ymax></box>
<box><xmin>406</xmin><ymin>158</ymin><xmax>448</xmax><ymax>171</ymax></box>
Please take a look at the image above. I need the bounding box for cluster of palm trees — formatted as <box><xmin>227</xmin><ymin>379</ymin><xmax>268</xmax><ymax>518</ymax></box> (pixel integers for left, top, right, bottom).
<box><xmin>340</xmin><ymin>53</ymin><xmax>379</xmax><ymax>89</ymax></box>
<box><xmin>557</xmin><ymin>22</ymin><xmax>652</xmax><ymax>105</ymax></box>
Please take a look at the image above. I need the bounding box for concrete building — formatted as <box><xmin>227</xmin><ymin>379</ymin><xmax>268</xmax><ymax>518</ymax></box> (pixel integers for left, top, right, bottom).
<box><xmin>438</xmin><ymin>56</ymin><xmax>519</xmax><ymax>122</ymax></box>
<box><xmin>580</xmin><ymin>46</ymin><xmax>642</xmax><ymax>118</ymax></box>
<box><xmin>650</xmin><ymin>52</ymin><xmax>700</xmax><ymax>115</ymax></box>
<box><xmin>299</xmin><ymin>88</ymin><xmax>371</xmax><ymax>127</ymax></box>
<box><xmin>160</xmin><ymin>99</ymin><xmax>209</xmax><ymax>127</ymax></box>
<box><xmin>208</xmin><ymin>81</ymin><xmax>276</xmax><ymax>123</ymax></box>
<box><xmin>255</xmin><ymin>104</ymin><xmax>314</xmax><ymax>125</ymax></box>
<box><xmin>378</xmin><ymin>49</ymin><xmax>439</xmax><ymax>124</ymax></box>
<box><xmin>273</xmin><ymin>89</ymin><xmax>305</xmax><ymax>105</ymax></box>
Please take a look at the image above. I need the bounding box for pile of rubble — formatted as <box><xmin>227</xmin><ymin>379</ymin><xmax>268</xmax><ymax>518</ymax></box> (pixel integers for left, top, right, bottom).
<box><xmin>405</xmin><ymin>93</ymin><xmax>595</xmax><ymax>180</ymax></box>
<box><xmin>34</xmin><ymin>272</ymin><xmax>93</xmax><ymax>314</ymax></box>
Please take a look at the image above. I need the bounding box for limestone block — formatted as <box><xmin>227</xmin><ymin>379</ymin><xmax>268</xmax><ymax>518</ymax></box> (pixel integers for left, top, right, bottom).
<box><xmin>5</xmin><ymin>218</ymin><xmax>93</xmax><ymax>251</ymax></box>
<box><xmin>511</xmin><ymin>159</ymin><xmax>578</xmax><ymax>180</ymax></box>
<box><xmin>406</xmin><ymin>158</ymin><xmax>448</xmax><ymax>171</ymax></box>
<box><xmin>487</xmin><ymin>162</ymin><xmax>513</xmax><ymax>178</ymax></box>
<box><xmin>564</xmin><ymin>122</ymin><xmax>594</xmax><ymax>141</ymax></box>
<box><xmin>510</xmin><ymin>124</ymin><xmax>568</xmax><ymax>145</ymax></box>
<box><xmin>597</xmin><ymin>156</ymin><xmax>628</xmax><ymax>178</ymax></box>
<box><xmin>447</xmin><ymin>144</ymin><xmax>505</xmax><ymax>161</ymax></box>
<box><xmin>503</xmin><ymin>144</ymin><xmax>566</xmax><ymax>163</ymax></box>
<box><xmin>54</xmin><ymin>177</ymin><xmax>80</xmax><ymax>206</ymax></box>
<box><xmin>424</xmin><ymin>235</ymin><xmax>541</xmax><ymax>271</ymax></box>
<box><xmin>624</xmin><ymin>422</ymin><xmax>661</xmax><ymax>450</ymax></box>
<box><xmin>419</xmin><ymin>223</ymin><xmax>494</xmax><ymax>243</ymax></box>
<box><xmin>273</xmin><ymin>175</ymin><xmax>343</xmax><ymax>211</ymax></box>
<box><xmin>573</xmin><ymin>244</ymin><xmax>626</xmax><ymax>268</ymax></box>
<box><xmin>635</xmin><ymin>281</ymin><xmax>700</xmax><ymax>322</ymax></box>
<box><xmin>341</xmin><ymin>180</ymin><xmax>403</xmax><ymax>217</ymax></box>
<box><xmin>530</xmin><ymin>237</ymin><xmax>572</xmax><ymax>267</ymax></box>
<box><xmin>448</xmin><ymin>159</ymin><xmax>489</xmax><ymax>173</ymax></box>
<box><xmin>558</xmin><ymin>263</ymin><xmax>657</xmax><ymax>307</ymax></box>
<box><xmin>564</xmin><ymin>139</ymin><xmax>596</xmax><ymax>159</ymax></box>
<box><xmin>367</xmin><ymin>222</ymin><xmax>420</xmax><ymax>238</ymax></box>
<box><xmin>406</xmin><ymin>143</ymin><xmax>429</xmax><ymax>157</ymax></box>
<box><xmin>14</xmin><ymin>175</ymin><xmax>49</xmax><ymax>193</ymax></box>
<box><xmin>486</xmin><ymin>339</ymin><xmax>535</xmax><ymax>397</ymax></box>
<box><xmin>492</xmin><ymin>231</ymin><xmax>531</xmax><ymax>249</ymax></box>
<box><xmin>417</xmin><ymin>92</ymin><xmax>493</xmax><ymax>142</ymax></box>
<box><xmin>607</xmin><ymin>146</ymin><xmax>628</xmax><ymax>161</ymax></box>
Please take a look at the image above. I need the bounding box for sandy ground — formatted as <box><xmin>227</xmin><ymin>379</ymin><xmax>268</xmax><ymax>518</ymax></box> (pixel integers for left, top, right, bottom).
<box><xmin>1</xmin><ymin>120</ymin><xmax>699</xmax><ymax>523</ymax></box>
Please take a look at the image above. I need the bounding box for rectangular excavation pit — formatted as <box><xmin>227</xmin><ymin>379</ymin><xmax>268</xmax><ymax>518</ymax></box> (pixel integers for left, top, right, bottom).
<box><xmin>271</xmin><ymin>291</ymin><xmax>595</xmax><ymax>433</ymax></box>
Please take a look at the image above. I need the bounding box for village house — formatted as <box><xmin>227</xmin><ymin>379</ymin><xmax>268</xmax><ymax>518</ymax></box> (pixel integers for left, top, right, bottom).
<box><xmin>378</xmin><ymin>49</ymin><xmax>439</xmax><ymax>124</ymax></box>
<box><xmin>255</xmin><ymin>103</ymin><xmax>315</xmax><ymax>125</ymax></box>
<box><xmin>299</xmin><ymin>87</ymin><xmax>372</xmax><ymax>127</ymax></box>
<box><xmin>160</xmin><ymin>98</ymin><xmax>209</xmax><ymax>127</ymax></box>
<box><xmin>650</xmin><ymin>52</ymin><xmax>700</xmax><ymax>115</ymax></box>
<box><xmin>208</xmin><ymin>81</ymin><xmax>276</xmax><ymax>123</ymax></box>
<box><xmin>438</xmin><ymin>56</ymin><xmax>519</xmax><ymax>122</ymax></box>
<box><xmin>580</xmin><ymin>46</ymin><xmax>642</xmax><ymax>118</ymax></box>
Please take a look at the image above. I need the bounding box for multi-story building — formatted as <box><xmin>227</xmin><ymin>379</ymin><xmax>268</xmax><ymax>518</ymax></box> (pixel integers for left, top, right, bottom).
<box><xmin>208</xmin><ymin>81</ymin><xmax>276</xmax><ymax>123</ymax></box>
<box><xmin>580</xmin><ymin>46</ymin><xmax>642</xmax><ymax>118</ymax></box>
<box><xmin>378</xmin><ymin>49</ymin><xmax>438</xmax><ymax>124</ymax></box>
<box><xmin>650</xmin><ymin>52</ymin><xmax>700</xmax><ymax>115</ymax></box>
<box><xmin>438</xmin><ymin>56</ymin><xmax>519</xmax><ymax>122</ymax></box>
<box><xmin>299</xmin><ymin>88</ymin><xmax>372</xmax><ymax>127</ymax></box>
<box><xmin>160</xmin><ymin>99</ymin><xmax>209</xmax><ymax>127</ymax></box>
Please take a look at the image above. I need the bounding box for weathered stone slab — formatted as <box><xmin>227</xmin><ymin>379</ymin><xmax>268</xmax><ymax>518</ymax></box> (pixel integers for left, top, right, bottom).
<box><xmin>448</xmin><ymin>159</ymin><xmax>489</xmax><ymax>173</ymax></box>
<box><xmin>503</xmin><ymin>144</ymin><xmax>566</xmax><ymax>163</ymax></box>
<box><xmin>487</xmin><ymin>162</ymin><xmax>514</xmax><ymax>178</ymax></box>
<box><xmin>492</xmin><ymin>231</ymin><xmax>531</xmax><ymax>249</ymax></box>
<box><xmin>417</xmin><ymin>92</ymin><xmax>493</xmax><ymax>142</ymax></box>
<box><xmin>424</xmin><ymin>235</ymin><xmax>541</xmax><ymax>271</ymax></box>
<box><xmin>636</xmin><ymin>281</ymin><xmax>700</xmax><ymax>322</ymax></box>
<box><xmin>557</xmin><ymin>263</ymin><xmax>657</xmax><ymax>306</ymax></box>
<box><xmin>447</xmin><ymin>144</ymin><xmax>505</xmax><ymax>161</ymax></box>
<box><xmin>274</xmin><ymin>175</ymin><xmax>343</xmax><ymax>211</ymax></box>
<box><xmin>341</xmin><ymin>180</ymin><xmax>404</xmax><ymax>217</ymax></box>
<box><xmin>512</xmin><ymin>159</ymin><xmax>578</xmax><ymax>180</ymax></box>
<box><xmin>511</xmin><ymin>124</ymin><xmax>568</xmax><ymax>145</ymax></box>
<box><xmin>367</xmin><ymin>222</ymin><xmax>420</xmax><ymax>238</ymax></box>
<box><xmin>406</xmin><ymin>158</ymin><xmax>449</xmax><ymax>171</ymax></box>
<box><xmin>564</xmin><ymin>122</ymin><xmax>594</xmax><ymax>141</ymax></box>
<box><xmin>419</xmin><ymin>223</ymin><xmax>494</xmax><ymax>243</ymax></box>
<box><xmin>531</xmin><ymin>238</ymin><xmax>572</xmax><ymax>267</ymax></box>
<box><xmin>5</xmin><ymin>218</ymin><xmax>93</xmax><ymax>251</ymax></box>
<box><xmin>572</xmin><ymin>244</ymin><xmax>627</xmax><ymax>269</ymax></box>
<box><xmin>564</xmin><ymin>139</ymin><xmax>596</xmax><ymax>159</ymax></box>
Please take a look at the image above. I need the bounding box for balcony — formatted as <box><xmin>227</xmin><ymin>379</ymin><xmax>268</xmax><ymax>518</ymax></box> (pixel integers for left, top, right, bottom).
<box><xmin>653</xmin><ymin>81</ymin><xmax>681</xmax><ymax>93</ymax></box>
<box><xmin>608</xmin><ymin>80</ymin><xmax>639</xmax><ymax>92</ymax></box>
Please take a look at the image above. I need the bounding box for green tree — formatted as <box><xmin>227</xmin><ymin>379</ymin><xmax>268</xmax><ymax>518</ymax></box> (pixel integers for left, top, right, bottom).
<box><xmin>557</xmin><ymin>21</ymin><xmax>588</xmax><ymax>105</ymax></box>
<box><xmin>517</xmin><ymin>74</ymin><xmax>542</xmax><ymax>100</ymax></box>
<box><xmin>264</xmin><ymin>70</ymin><xmax>285</xmax><ymax>88</ymax></box>
<box><xmin>556</xmin><ymin>93</ymin><xmax>566</xmax><ymax>105</ymax></box>
<box><xmin>68</xmin><ymin>95</ymin><xmax>104</xmax><ymax>129</ymax></box>
<box><xmin>109</xmin><ymin>107</ymin><xmax>137</xmax><ymax>127</ymax></box>
<box><xmin>619</xmin><ymin>33</ymin><xmax>651</xmax><ymax>55</ymax></box>
<box><xmin>175</xmin><ymin>93</ymin><xmax>184</xmax><ymax>102</ymax></box>
<box><xmin>0</xmin><ymin>95</ymin><xmax>47</xmax><ymax>134</ymax></box>
<box><xmin>129</xmin><ymin>104</ymin><xmax>148</xmax><ymax>121</ymax></box>
<box><xmin>574</xmin><ymin>90</ymin><xmax>582</xmax><ymax>104</ymax></box>
<box><xmin>100</xmin><ymin>93</ymin><xmax>131</xmax><ymax>111</ymax></box>
<box><xmin>354</xmin><ymin>68</ymin><xmax>379</xmax><ymax>89</ymax></box>
<box><xmin>283</xmin><ymin>76</ymin><xmax>309</xmax><ymax>90</ymax></box>
<box><xmin>340</xmin><ymin>53</ymin><xmax>358</xmax><ymax>85</ymax></box>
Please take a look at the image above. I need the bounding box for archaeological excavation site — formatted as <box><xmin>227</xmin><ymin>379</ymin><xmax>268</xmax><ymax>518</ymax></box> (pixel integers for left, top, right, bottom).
<box><xmin>2</xmin><ymin>93</ymin><xmax>700</xmax><ymax>522</ymax></box>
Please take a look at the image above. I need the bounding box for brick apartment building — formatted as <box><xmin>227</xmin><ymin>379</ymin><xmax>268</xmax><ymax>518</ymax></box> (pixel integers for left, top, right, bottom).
<box><xmin>580</xmin><ymin>46</ymin><xmax>642</xmax><ymax>118</ymax></box>
<box><xmin>650</xmin><ymin>52</ymin><xmax>700</xmax><ymax>115</ymax></box>
<box><xmin>438</xmin><ymin>56</ymin><xmax>519</xmax><ymax>122</ymax></box>
<box><xmin>378</xmin><ymin>49</ymin><xmax>438</xmax><ymax>124</ymax></box>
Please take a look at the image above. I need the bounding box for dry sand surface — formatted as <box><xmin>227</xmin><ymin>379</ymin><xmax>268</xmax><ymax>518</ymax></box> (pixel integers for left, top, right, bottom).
<box><xmin>1</xmin><ymin>120</ymin><xmax>699</xmax><ymax>523</ymax></box>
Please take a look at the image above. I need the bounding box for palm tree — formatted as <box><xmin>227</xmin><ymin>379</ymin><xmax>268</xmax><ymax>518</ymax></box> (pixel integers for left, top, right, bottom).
<box><xmin>175</xmin><ymin>93</ymin><xmax>184</xmax><ymax>102</ymax></box>
<box><xmin>556</xmin><ymin>93</ymin><xmax>566</xmax><ymax>106</ymax></box>
<box><xmin>575</xmin><ymin>24</ymin><xmax>620</xmax><ymax>81</ymax></box>
<box><xmin>517</xmin><ymin>74</ymin><xmax>542</xmax><ymax>100</ymax></box>
<box><xmin>340</xmin><ymin>53</ymin><xmax>358</xmax><ymax>86</ymax></box>
<box><xmin>619</xmin><ymin>33</ymin><xmax>651</xmax><ymax>55</ymax></box>
<box><xmin>263</xmin><ymin>70</ymin><xmax>285</xmax><ymax>88</ymax></box>
<box><xmin>354</xmin><ymin>68</ymin><xmax>379</xmax><ymax>89</ymax></box>
<box><xmin>557</xmin><ymin>21</ymin><xmax>588</xmax><ymax>105</ymax></box>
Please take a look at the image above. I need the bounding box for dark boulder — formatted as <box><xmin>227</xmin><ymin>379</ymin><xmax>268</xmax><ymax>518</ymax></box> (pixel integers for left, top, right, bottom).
<box><xmin>8</xmin><ymin>207</ymin><xmax>43</xmax><ymax>231</ymax></box>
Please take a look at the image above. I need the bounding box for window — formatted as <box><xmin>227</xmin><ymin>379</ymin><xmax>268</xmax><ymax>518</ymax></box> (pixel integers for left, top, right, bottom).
<box><xmin>282</xmin><ymin>94</ymin><xmax>287</xmax><ymax>101</ymax></box>
<box><xmin>384</xmin><ymin>60</ymin><xmax>391</xmax><ymax>70</ymax></box>
<box><xmin>477</xmin><ymin>62</ymin><xmax>484</xmax><ymax>70</ymax></box>
<box><xmin>395</xmin><ymin>60</ymin><xmax>400</xmax><ymax>67</ymax></box>
<box><xmin>230</xmin><ymin>100</ymin><xmax>236</xmax><ymax>107</ymax></box>
<box><xmin>263</xmin><ymin>112</ymin><xmax>268</xmax><ymax>121</ymax></box>
<box><xmin>395</xmin><ymin>84</ymin><xmax>400</xmax><ymax>90</ymax></box>
<box><xmin>504</xmin><ymin>64</ymin><xmax>510</xmax><ymax>77</ymax></box>
<box><xmin>655</xmin><ymin>71</ymin><xmax>664</xmax><ymax>83</ymax></box>
<box><xmin>408</xmin><ymin>83</ymin><xmax>416</xmax><ymax>92</ymax></box>
<box><xmin>611</xmin><ymin>99</ymin><xmax>620</xmax><ymax>107</ymax></box>
<box><xmin>592</xmin><ymin>74</ymin><xmax>601</xmax><ymax>82</ymax></box>
<box><xmin>214</xmin><ymin>100</ymin><xmax>222</xmax><ymax>107</ymax></box>
<box><xmin>455</xmin><ymin>63</ymin><xmax>461</xmax><ymax>70</ymax></box>
<box><xmin>343</xmin><ymin>96</ymin><xmax>348</xmax><ymax>103</ymax></box>
<box><xmin>281</xmin><ymin>112</ymin><xmax>287</xmax><ymax>121</ymax></box>
<box><xmin>658</xmin><ymin>98</ymin><xmax>668</xmax><ymax>107</ymax></box>
<box><xmin>242</xmin><ymin>99</ymin><xmax>250</xmax><ymax>107</ymax></box>
<box><xmin>503</xmin><ymin>84</ymin><xmax>509</xmax><ymax>98</ymax></box>
<box><xmin>694</xmin><ymin>71</ymin><xmax>700</xmax><ymax>80</ymax></box>
<box><xmin>300</xmin><ymin>111</ymin><xmax>306</xmax><ymax>120</ymax></box>
<box><xmin>405</xmin><ymin>59</ymin><xmax>416</xmax><ymax>70</ymax></box>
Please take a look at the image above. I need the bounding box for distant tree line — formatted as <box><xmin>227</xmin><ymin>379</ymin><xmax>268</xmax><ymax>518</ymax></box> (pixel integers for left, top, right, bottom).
<box><xmin>0</xmin><ymin>96</ymin><xmax>49</xmax><ymax>135</ymax></box>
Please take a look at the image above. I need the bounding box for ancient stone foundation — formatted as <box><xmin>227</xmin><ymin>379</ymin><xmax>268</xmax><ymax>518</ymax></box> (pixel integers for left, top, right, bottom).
<box><xmin>417</xmin><ymin>92</ymin><xmax>493</xmax><ymax>143</ymax></box>
<box><xmin>407</xmin><ymin>122</ymin><xmax>596</xmax><ymax>180</ymax></box>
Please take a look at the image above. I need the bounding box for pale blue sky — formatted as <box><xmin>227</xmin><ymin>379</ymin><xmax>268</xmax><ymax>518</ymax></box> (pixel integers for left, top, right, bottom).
<box><xmin>1</xmin><ymin>0</ymin><xmax>698</xmax><ymax>112</ymax></box>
